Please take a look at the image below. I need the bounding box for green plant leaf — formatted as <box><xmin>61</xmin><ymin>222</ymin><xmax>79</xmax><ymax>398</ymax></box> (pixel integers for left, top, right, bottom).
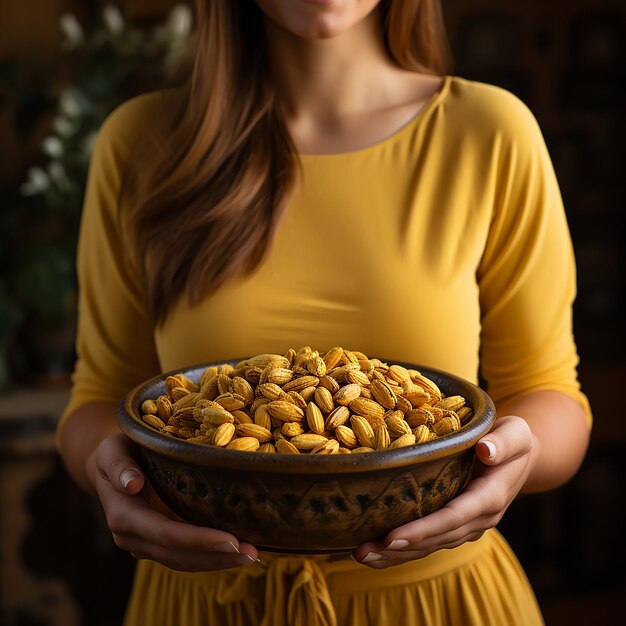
<box><xmin>14</xmin><ymin>243</ymin><xmax>77</xmax><ymax>322</ymax></box>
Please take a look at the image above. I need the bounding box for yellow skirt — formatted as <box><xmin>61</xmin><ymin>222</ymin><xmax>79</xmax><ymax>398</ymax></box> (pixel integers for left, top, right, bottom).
<box><xmin>123</xmin><ymin>529</ymin><xmax>544</xmax><ymax>626</ymax></box>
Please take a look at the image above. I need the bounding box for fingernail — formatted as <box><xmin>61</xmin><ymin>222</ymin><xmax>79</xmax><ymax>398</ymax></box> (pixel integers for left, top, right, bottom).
<box><xmin>120</xmin><ymin>469</ymin><xmax>140</xmax><ymax>489</ymax></box>
<box><xmin>214</xmin><ymin>541</ymin><xmax>240</xmax><ymax>554</ymax></box>
<box><xmin>385</xmin><ymin>539</ymin><xmax>409</xmax><ymax>550</ymax></box>
<box><xmin>235</xmin><ymin>554</ymin><xmax>258</xmax><ymax>566</ymax></box>
<box><xmin>361</xmin><ymin>552</ymin><xmax>383</xmax><ymax>563</ymax></box>
<box><xmin>482</xmin><ymin>440</ymin><xmax>496</xmax><ymax>459</ymax></box>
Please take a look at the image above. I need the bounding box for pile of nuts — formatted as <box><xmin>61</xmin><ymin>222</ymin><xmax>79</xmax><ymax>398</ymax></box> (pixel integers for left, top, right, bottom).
<box><xmin>140</xmin><ymin>347</ymin><xmax>473</xmax><ymax>454</ymax></box>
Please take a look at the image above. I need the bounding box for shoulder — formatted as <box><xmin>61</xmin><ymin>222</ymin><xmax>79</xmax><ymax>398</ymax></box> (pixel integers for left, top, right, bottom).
<box><xmin>84</xmin><ymin>90</ymin><xmax>179</xmax><ymax>227</ymax></box>
<box><xmin>445</xmin><ymin>76</ymin><xmax>544</xmax><ymax>147</ymax></box>
<box><xmin>99</xmin><ymin>90</ymin><xmax>175</xmax><ymax>141</ymax></box>
<box><xmin>93</xmin><ymin>89</ymin><xmax>179</xmax><ymax>166</ymax></box>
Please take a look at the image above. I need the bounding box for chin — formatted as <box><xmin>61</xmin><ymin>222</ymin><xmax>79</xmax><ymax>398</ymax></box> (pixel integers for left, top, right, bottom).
<box><xmin>289</xmin><ymin>15</ymin><xmax>348</xmax><ymax>39</ymax></box>
<box><xmin>256</xmin><ymin>0</ymin><xmax>379</xmax><ymax>40</ymax></box>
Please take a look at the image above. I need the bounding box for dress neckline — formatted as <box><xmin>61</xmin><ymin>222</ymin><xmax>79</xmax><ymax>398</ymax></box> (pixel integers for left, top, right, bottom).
<box><xmin>296</xmin><ymin>75</ymin><xmax>452</xmax><ymax>160</ymax></box>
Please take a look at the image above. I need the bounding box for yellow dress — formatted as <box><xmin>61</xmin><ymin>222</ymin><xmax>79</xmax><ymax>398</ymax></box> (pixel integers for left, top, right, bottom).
<box><xmin>57</xmin><ymin>75</ymin><xmax>592</xmax><ymax>626</ymax></box>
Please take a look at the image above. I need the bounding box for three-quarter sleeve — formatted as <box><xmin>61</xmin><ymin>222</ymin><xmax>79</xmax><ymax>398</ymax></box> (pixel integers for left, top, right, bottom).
<box><xmin>56</xmin><ymin>98</ymin><xmax>162</xmax><ymax>443</ymax></box>
<box><xmin>476</xmin><ymin>97</ymin><xmax>592</xmax><ymax>427</ymax></box>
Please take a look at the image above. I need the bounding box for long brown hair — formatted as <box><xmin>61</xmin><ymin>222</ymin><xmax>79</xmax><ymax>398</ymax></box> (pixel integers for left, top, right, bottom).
<box><xmin>125</xmin><ymin>0</ymin><xmax>450</xmax><ymax>325</ymax></box>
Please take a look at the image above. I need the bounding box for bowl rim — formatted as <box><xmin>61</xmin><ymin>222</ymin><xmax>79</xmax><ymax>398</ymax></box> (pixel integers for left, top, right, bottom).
<box><xmin>117</xmin><ymin>358</ymin><xmax>496</xmax><ymax>475</ymax></box>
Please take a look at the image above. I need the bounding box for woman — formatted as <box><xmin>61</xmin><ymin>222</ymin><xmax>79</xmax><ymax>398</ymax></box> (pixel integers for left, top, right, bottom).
<box><xmin>57</xmin><ymin>1</ymin><xmax>592</xmax><ymax>624</ymax></box>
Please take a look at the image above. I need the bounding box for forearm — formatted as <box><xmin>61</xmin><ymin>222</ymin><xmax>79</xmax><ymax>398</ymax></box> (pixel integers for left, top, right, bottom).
<box><xmin>497</xmin><ymin>390</ymin><xmax>590</xmax><ymax>494</ymax></box>
<box><xmin>58</xmin><ymin>403</ymin><xmax>121</xmax><ymax>495</ymax></box>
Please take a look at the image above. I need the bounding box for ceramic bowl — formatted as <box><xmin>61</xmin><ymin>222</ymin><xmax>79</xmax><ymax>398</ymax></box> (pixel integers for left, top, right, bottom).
<box><xmin>117</xmin><ymin>359</ymin><xmax>495</xmax><ymax>554</ymax></box>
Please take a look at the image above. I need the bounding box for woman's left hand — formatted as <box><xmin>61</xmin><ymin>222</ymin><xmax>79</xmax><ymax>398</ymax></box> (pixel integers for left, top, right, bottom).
<box><xmin>352</xmin><ymin>414</ymin><xmax>538</xmax><ymax>568</ymax></box>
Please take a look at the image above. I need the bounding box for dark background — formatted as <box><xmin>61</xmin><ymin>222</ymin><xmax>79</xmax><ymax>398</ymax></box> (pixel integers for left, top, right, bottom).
<box><xmin>1</xmin><ymin>1</ymin><xmax>625</xmax><ymax>624</ymax></box>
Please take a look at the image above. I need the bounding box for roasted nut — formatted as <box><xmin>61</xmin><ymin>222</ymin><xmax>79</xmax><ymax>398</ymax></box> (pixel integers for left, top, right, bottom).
<box><xmin>254</xmin><ymin>404</ymin><xmax>273</xmax><ymax>430</ymax></box>
<box><xmin>370</xmin><ymin>380</ymin><xmax>397</xmax><ymax>409</ymax></box>
<box><xmin>436</xmin><ymin>395</ymin><xmax>466</xmax><ymax>412</ymax></box>
<box><xmin>385</xmin><ymin>412</ymin><xmax>413</xmax><ymax>438</ymax></box>
<box><xmin>226</xmin><ymin>437</ymin><xmax>260</xmax><ymax>451</ymax></box>
<box><xmin>306</xmin><ymin>402</ymin><xmax>325</xmax><ymax>434</ymax></box>
<box><xmin>310</xmin><ymin>439</ymin><xmax>340</xmax><ymax>455</ymax></box>
<box><xmin>413</xmin><ymin>425</ymin><xmax>430</xmax><ymax>444</ymax></box>
<box><xmin>374</xmin><ymin>424</ymin><xmax>391</xmax><ymax>450</ymax></box>
<box><xmin>276</xmin><ymin>438</ymin><xmax>300</xmax><ymax>454</ymax></box>
<box><xmin>142</xmin><ymin>414</ymin><xmax>165</xmax><ymax>430</ymax></box>
<box><xmin>350</xmin><ymin>416</ymin><xmax>376</xmax><ymax>449</ymax></box>
<box><xmin>267</xmin><ymin>401</ymin><xmax>305</xmax><ymax>422</ymax></box>
<box><xmin>236</xmin><ymin>423</ymin><xmax>273</xmax><ymax>442</ymax></box>
<box><xmin>291</xmin><ymin>433</ymin><xmax>329</xmax><ymax>450</ymax></box>
<box><xmin>141</xmin><ymin>399</ymin><xmax>158</xmax><ymax>415</ymax></box>
<box><xmin>201</xmin><ymin>404</ymin><xmax>235</xmax><ymax>425</ymax></box>
<box><xmin>281</xmin><ymin>421</ymin><xmax>305</xmax><ymax>437</ymax></box>
<box><xmin>314</xmin><ymin>386</ymin><xmax>335</xmax><ymax>413</ymax></box>
<box><xmin>389</xmin><ymin>432</ymin><xmax>417</xmax><ymax>449</ymax></box>
<box><xmin>335</xmin><ymin>425</ymin><xmax>358</xmax><ymax>449</ymax></box>
<box><xmin>333</xmin><ymin>383</ymin><xmax>361</xmax><ymax>406</ymax></box>
<box><xmin>349</xmin><ymin>397</ymin><xmax>385</xmax><ymax>420</ymax></box>
<box><xmin>231</xmin><ymin>377</ymin><xmax>255</xmax><ymax>404</ymax></box>
<box><xmin>325</xmin><ymin>406</ymin><xmax>351</xmax><ymax>430</ymax></box>
<box><xmin>322</xmin><ymin>346</ymin><xmax>344</xmax><ymax>371</ymax></box>
<box><xmin>457</xmin><ymin>406</ymin><xmax>474</xmax><ymax>424</ymax></box>
<box><xmin>214</xmin><ymin>423</ymin><xmax>236</xmax><ymax>446</ymax></box>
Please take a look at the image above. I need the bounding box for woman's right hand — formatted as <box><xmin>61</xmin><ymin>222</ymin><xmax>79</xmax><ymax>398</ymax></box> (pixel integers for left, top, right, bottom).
<box><xmin>88</xmin><ymin>432</ymin><xmax>259</xmax><ymax>571</ymax></box>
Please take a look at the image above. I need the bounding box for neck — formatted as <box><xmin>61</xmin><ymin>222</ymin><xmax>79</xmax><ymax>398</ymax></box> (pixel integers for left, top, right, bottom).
<box><xmin>262</xmin><ymin>9</ymin><xmax>399</xmax><ymax>122</ymax></box>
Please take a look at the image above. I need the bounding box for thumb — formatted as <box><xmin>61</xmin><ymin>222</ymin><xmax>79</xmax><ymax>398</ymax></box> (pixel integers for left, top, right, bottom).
<box><xmin>98</xmin><ymin>433</ymin><xmax>146</xmax><ymax>495</ymax></box>
<box><xmin>118</xmin><ymin>466</ymin><xmax>145</xmax><ymax>494</ymax></box>
<box><xmin>475</xmin><ymin>414</ymin><xmax>533</xmax><ymax>466</ymax></box>
<box><xmin>476</xmin><ymin>438</ymin><xmax>498</xmax><ymax>465</ymax></box>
